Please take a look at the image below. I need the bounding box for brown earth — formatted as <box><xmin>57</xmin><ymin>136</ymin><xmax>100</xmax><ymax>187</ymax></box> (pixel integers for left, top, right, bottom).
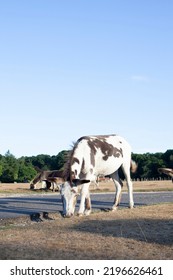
<box><xmin>0</xmin><ymin>204</ymin><xmax>172</xmax><ymax>260</ymax></box>
<box><xmin>0</xmin><ymin>181</ymin><xmax>173</xmax><ymax>260</ymax></box>
<box><xmin>0</xmin><ymin>179</ymin><xmax>173</xmax><ymax>195</ymax></box>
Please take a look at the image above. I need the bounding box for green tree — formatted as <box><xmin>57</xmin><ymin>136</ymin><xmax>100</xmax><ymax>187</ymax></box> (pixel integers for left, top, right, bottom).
<box><xmin>0</xmin><ymin>151</ymin><xmax>19</xmax><ymax>182</ymax></box>
<box><xmin>56</xmin><ymin>150</ymin><xmax>69</xmax><ymax>170</ymax></box>
<box><xmin>18</xmin><ymin>157</ymin><xmax>37</xmax><ymax>182</ymax></box>
<box><xmin>162</xmin><ymin>150</ymin><xmax>173</xmax><ymax>168</ymax></box>
<box><xmin>31</xmin><ymin>154</ymin><xmax>52</xmax><ymax>170</ymax></box>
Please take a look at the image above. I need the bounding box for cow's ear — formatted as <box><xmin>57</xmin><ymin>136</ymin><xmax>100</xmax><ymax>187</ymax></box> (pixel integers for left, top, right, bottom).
<box><xmin>72</xmin><ymin>179</ymin><xmax>90</xmax><ymax>186</ymax></box>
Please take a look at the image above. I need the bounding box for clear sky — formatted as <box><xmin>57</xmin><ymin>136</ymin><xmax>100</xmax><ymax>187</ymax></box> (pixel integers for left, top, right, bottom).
<box><xmin>0</xmin><ymin>0</ymin><xmax>172</xmax><ymax>157</ymax></box>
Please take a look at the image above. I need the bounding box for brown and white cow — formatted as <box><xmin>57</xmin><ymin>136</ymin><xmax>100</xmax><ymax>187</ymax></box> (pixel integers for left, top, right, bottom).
<box><xmin>60</xmin><ymin>134</ymin><xmax>137</xmax><ymax>217</ymax></box>
<box><xmin>158</xmin><ymin>168</ymin><xmax>173</xmax><ymax>182</ymax></box>
<box><xmin>30</xmin><ymin>170</ymin><xmax>64</xmax><ymax>191</ymax></box>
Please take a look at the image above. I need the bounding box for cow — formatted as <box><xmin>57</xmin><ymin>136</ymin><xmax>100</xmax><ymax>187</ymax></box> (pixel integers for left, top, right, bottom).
<box><xmin>158</xmin><ymin>168</ymin><xmax>173</xmax><ymax>182</ymax></box>
<box><xmin>60</xmin><ymin>134</ymin><xmax>137</xmax><ymax>217</ymax></box>
<box><xmin>30</xmin><ymin>170</ymin><xmax>64</xmax><ymax>191</ymax></box>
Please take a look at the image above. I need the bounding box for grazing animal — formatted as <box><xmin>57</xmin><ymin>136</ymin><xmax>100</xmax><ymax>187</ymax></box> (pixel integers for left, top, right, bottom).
<box><xmin>30</xmin><ymin>170</ymin><xmax>64</xmax><ymax>191</ymax></box>
<box><xmin>158</xmin><ymin>168</ymin><xmax>173</xmax><ymax>182</ymax></box>
<box><xmin>60</xmin><ymin>134</ymin><xmax>137</xmax><ymax>217</ymax></box>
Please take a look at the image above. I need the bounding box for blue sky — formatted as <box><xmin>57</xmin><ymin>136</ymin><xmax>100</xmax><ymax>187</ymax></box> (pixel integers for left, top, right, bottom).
<box><xmin>0</xmin><ymin>0</ymin><xmax>172</xmax><ymax>157</ymax></box>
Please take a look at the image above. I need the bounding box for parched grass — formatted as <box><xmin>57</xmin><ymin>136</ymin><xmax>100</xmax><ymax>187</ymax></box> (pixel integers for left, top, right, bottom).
<box><xmin>90</xmin><ymin>180</ymin><xmax>173</xmax><ymax>193</ymax></box>
<box><xmin>0</xmin><ymin>203</ymin><xmax>172</xmax><ymax>260</ymax></box>
<box><xmin>0</xmin><ymin>180</ymin><xmax>172</xmax><ymax>197</ymax></box>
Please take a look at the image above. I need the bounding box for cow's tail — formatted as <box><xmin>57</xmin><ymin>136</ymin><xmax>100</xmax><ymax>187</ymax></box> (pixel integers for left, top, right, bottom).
<box><xmin>131</xmin><ymin>160</ymin><xmax>138</xmax><ymax>173</ymax></box>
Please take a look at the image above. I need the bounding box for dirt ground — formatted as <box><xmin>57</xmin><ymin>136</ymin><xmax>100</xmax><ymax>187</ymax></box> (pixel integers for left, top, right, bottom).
<box><xmin>0</xmin><ymin>204</ymin><xmax>172</xmax><ymax>260</ymax></box>
<box><xmin>0</xmin><ymin>179</ymin><xmax>173</xmax><ymax>195</ymax></box>
<box><xmin>0</xmin><ymin>181</ymin><xmax>173</xmax><ymax>260</ymax></box>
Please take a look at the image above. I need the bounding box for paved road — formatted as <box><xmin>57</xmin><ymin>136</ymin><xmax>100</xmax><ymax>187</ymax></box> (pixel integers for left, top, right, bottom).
<box><xmin>0</xmin><ymin>192</ymin><xmax>173</xmax><ymax>219</ymax></box>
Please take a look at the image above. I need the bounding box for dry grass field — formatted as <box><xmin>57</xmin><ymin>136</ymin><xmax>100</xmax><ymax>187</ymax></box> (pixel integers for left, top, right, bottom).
<box><xmin>0</xmin><ymin>179</ymin><xmax>173</xmax><ymax>195</ymax></box>
<box><xmin>0</xmin><ymin>181</ymin><xmax>173</xmax><ymax>260</ymax></box>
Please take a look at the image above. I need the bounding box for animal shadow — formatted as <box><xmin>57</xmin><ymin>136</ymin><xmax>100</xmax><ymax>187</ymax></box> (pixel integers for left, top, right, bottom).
<box><xmin>30</xmin><ymin>212</ymin><xmax>54</xmax><ymax>222</ymax></box>
<box><xmin>71</xmin><ymin>218</ymin><xmax>173</xmax><ymax>245</ymax></box>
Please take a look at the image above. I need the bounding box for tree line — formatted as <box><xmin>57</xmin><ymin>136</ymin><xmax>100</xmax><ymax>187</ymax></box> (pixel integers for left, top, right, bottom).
<box><xmin>0</xmin><ymin>149</ymin><xmax>173</xmax><ymax>183</ymax></box>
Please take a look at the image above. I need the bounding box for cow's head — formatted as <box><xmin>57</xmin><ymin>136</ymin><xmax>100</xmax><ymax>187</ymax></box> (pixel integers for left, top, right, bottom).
<box><xmin>60</xmin><ymin>179</ymin><xmax>90</xmax><ymax>217</ymax></box>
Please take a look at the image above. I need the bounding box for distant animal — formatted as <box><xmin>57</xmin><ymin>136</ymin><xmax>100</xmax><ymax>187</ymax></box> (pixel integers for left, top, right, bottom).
<box><xmin>60</xmin><ymin>134</ymin><xmax>137</xmax><ymax>217</ymax></box>
<box><xmin>30</xmin><ymin>170</ymin><xmax>64</xmax><ymax>191</ymax></box>
<box><xmin>158</xmin><ymin>168</ymin><xmax>173</xmax><ymax>182</ymax></box>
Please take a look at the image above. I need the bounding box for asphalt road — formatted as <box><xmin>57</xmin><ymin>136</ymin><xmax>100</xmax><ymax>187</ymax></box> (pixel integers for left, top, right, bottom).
<box><xmin>0</xmin><ymin>192</ymin><xmax>173</xmax><ymax>219</ymax></box>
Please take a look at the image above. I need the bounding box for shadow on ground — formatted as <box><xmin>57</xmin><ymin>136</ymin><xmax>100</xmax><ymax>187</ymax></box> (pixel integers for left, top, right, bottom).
<box><xmin>70</xmin><ymin>218</ymin><xmax>173</xmax><ymax>245</ymax></box>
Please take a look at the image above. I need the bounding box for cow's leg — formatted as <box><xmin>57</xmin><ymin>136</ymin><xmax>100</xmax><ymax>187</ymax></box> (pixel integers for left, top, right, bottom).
<box><xmin>41</xmin><ymin>180</ymin><xmax>47</xmax><ymax>189</ymax></box>
<box><xmin>84</xmin><ymin>193</ymin><xmax>91</xmax><ymax>215</ymax></box>
<box><xmin>52</xmin><ymin>182</ymin><xmax>55</xmax><ymax>192</ymax></box>
<box><xmin>111</xmin><ymin>171</ymin><xmax>123</xmax><ymax>210</ymax></box>
<box><xmin>121</xmin><ymin>163</ymin><xmax>134</xmax><ymax>208</ymax></box>
<box><xmin>78</xmin><ymin>183</ymin><xmax>91</xmax><ymax>216</ymax></box>
<box><xmin>30</xmin><ymin>183</ymin><xmax>35</xmax><ymax>189</ymax></box>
